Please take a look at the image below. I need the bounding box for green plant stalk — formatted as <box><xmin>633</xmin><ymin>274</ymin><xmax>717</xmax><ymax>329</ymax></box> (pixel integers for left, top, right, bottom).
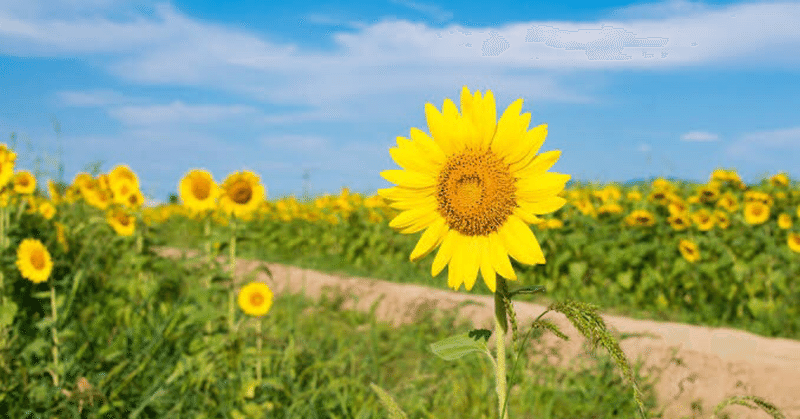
<box><xmin>494</xmin><ymin>281</ymin><xmax>509</xmax><ymax>419</ymax></box>
<box><xmin>228</xmin><ymin>219</ymin><xmax>237</xmax><ymax>330</ymax></box>
<box><xmin>203</xmin><ymin>215</ymin><xmax>213</xmax><ymax>339</ymax></box>
<box><xmin>256</xmin><ymin>319</ymin><xmax>262</xmax><ymax>383</ymax></box>
<box><xmin>50</xmin><ymin>281</ymin><xmax>60</xmax><ymax>388</ymax></box>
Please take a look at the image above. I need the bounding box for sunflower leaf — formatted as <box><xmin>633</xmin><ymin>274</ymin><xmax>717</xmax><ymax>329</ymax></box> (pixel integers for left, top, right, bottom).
<box><xmin>429</xmin><ymin>332</ymin><xmax>490</xmax><ymax>360</ymax></box>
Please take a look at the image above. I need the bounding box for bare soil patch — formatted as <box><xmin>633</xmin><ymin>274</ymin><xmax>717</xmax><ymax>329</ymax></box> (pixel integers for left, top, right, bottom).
<box><xmin>155</xmin><ymin>247</ymin><xmax>800</xmax><ymax>419</ymax></box>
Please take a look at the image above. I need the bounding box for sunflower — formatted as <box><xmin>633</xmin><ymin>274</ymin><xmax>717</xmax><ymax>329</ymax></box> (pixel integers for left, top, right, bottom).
<box><xmin>667</xmin><ymin>212</ymin><xmax>690</xmax><ymax>231</ymax></box>
<box><xmin>13</xmin><ymin>170</ymin><xmax>36</xmax><ymax>195</ymax></box>
<box><xmin>716</xmin><ymin>192</ymin><xmax>739</xmax><ymax>213</ymax></box>
<box><xmin>678</xmin><ymin>239</ymin><xmax>700</xmax><ymax>263</ymax></box>
<box><xmin>697</xmin><ymin>184</ymin><xmax>720</xmax><ymax>203</ymax></box>
<box><xmin>55</xmin><ymin>222</ymin><xmax>69</xmax><ymax>252</ymax></box>
<box><xmin>379</xmin><ymin>87</ymin><xmax>570</xmax><ymax>292</ymax></box>
<box><xmin>788</xmin><ymin>232</ymin><xmax>800</xmax><ymax>254</ymax></box>
<box><xmin>691</xmin><ymin>209</ymin><xmax>714</xmax><ymax>231</ymax></box>
<box><xmin>744</xmin><ymin>202</ymin><xmax>770</xmax><ymax>225</ymax></box>
<box><xmin>624</xmin><ymin>210</ymin><xmax>656</xmax><ymax>227</ymax></box>
<box><xmin>179</xmin><ymin>169</ymin><xmax>220</xmax><ymax>213</ymax></box>
<box><xmin>777</xmin><ymin>213</ymin><xmax>792</xmax><ymax>229</ymax></box>
<box><xmin>16</xmin><ymin>238</ymin><xmax>53</xmax><ymax>283</ymax></box>
<box><xmin>237</xmin><ymin>282</ymin><xmax>274</xmax><ymax>317</ymax></box>
<box><xmin>219</xmin><ymin>171</ymin><xmax>265</xmax><ymax>219</ymax></box>
<box><xmin>626</xmin><ymin>190</ymin><xmax>642</xmax><ymax>202</ymax></box>
<box><xmin>108</xmin><ymin>165</ymin><xmax>139</xmax><ymax>189</ymax></box>
<box><xmin>110</xmin><ymin>178</ymin><xmax>138</xmax><ymax>206</ymax></box>
<box><xmin>597</xmin><ymin>202</ymin><xmax>623</xmax><ymax>216</ymax></box>
<box><xmin>769</xmin><ymin>172</ymin><xmax>789</xmax><ymax>188</ymax></box>
<box><xmin>38</xmin><ymin>201</ymin><xmax>56</xmax><ymax>220</ymax></box>
<box><xmin>713</xmin><ymin>210</ymin><xmax>730</xmax><ymax>229</ymax></box>
<box><xmin>0</xmin><ymin>145</ymin><xmax>17</xmax><ymax>189</ymax></box>
<box><xmin>106</xmin><ymin>208</ymin><xmax>136</xmax><ymax>236</ymax></box>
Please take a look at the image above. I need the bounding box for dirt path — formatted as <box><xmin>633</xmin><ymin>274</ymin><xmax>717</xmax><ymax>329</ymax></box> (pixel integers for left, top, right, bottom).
<box><xmin>156</xmin><ymin>247</ymin><xmax>800</xmax><ymax>419</ymax></box>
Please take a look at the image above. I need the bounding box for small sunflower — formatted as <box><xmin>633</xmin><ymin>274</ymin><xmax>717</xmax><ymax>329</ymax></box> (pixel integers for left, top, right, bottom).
<box><xmin>110</xmin><ymin>178</ymin><xmax>138</xmax><ymax>207</ymax></box>
<box><xmin>106</xmin><ymin>208</ymin><xmax>136</xmax><ymax>237</ymax></box>
<box><xmin>691</xmin><ymin>209</ymin><xmax>715</xmax><ymax>231</ymax></box>
<box><xmin>0</xmin><ymin>145</ymin><xmax>17</xmax><ymax>188</ymax></box>
<box><xmin>744</xmin><ymin>202</ymin><xmax>770</xmax><ymax>225</ymax></box>
<box><xmin>38</xmin><ymin>201</ymin><xmax>56</xmax><ymax>220</ymax></box>
<box><xmin>788</xmin><ymin>232</ymin><xmax>800</xmax><ymax>254</ymax></box>
<box><xmin>713</xmin><ymin>210</ymin><xmax>730</xmax><ymax>229</ymax></box>
<box><xmin>667</xmin><ymin>212</ymin><xmax>690</xmax><ymax>231</ymax></box>
<box><xmin>108</xmin><ymin>165</ymin><xmax>139</xmax><ymax>189</ymax></box>
<box><xmin>55</xmin><ymin>222</ymin><xmax>69</xmax><ymax>252</ymax></box>
<box><xmin>624</xmin><ymin>210</ymin><xmax>656</xmax><ymax>227</ymax></box>
<box><xmin>380</xmin><ymin>86</ymin><xmax>570</xmax><ymax>292</ymax></box>
<box><xmin>769</xmin><ymin>172</ymin><xmax>789</xmax><ymax>188</ymax></box>
<box><xmin>678</xmin><ymin>239</ymin><xmax>700</xmax><ymax>263</ymax></box>
<box><xmin>16</xmin><ymin>238</ymin><xmax>53</xmax><ymax>283</ymax></box>
<box><xmin>219</xmin><ymin>171</ymin><xmax>265</xmax><ymax>219</ymax></box>
<box><xmin>179</xmin><ymin>169</ymin><xmax>220</xmax><ymax>213</ymax></box>
<box><xmin>13</xmin><ymin>170</ymin><xmax>36</xmax><ymax>194</ymax></box>
<box><xmin>777</xmin><ymin>213</ymin><xmax>792</xmax><ymax>230</ymax></box>
<box><xmin>237</xmin><ymin>282</ymin><xmax>274</xmax><ymax>317</ymax></box>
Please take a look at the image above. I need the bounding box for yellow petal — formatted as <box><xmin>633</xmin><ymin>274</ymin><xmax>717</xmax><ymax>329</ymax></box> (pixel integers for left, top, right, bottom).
<box><xmin>408</xmin><ymin>128</ymin><xmax>446</xmax><ymax>166</ymax></box>
<box><xmin>426</xmin><ymin>103</ymin><xmax>457</xmax><ymax>155</ymax></box>
<box><xmin>380</xmin><ymin>170</ymin><xmax>436</xmax><ymax>189</ymax></box>
<box><xmin>508</xmin><ymin>124</ymin><xmax>548</xmax><ymax>172</ymax></box>
<box><xmin>518</xmin><ymin>196</ymin><xmax>567</xmax><ymax>215</ymax></box>
<box><xmin>491</xmin><ymin>98</ymin><xmax>530</xmax><ymax>162</ymax></box>
<box><xmin>514</xmin><ymin>149</ymin><xmax>562</xmax><ymax>179</ymax></box>
<box><xmin>390</xmin><ymin>141</ymin><xmax>439</xmax><ymax>177</ymax></box>
<box><xmin>498</xmin><ymin>215</ymin><xmax>546</xmax><ymax>265</ymax></box>
<box><xmin>388</xmin><ymin>194</ymin><xmax>437</xmax><ymax>210</ymax></box>
<box><xmin>515</xmin><ymin>173</ymin><xmax>571</xmax><ymax>202</ymax></box>
<box><xmin>389</xmin><ymin>205</ymin><xmax>437</xmax><ymax>230</ymax></box>
<box><xmin>378</xmin><ymin>186</ymin><xmax>435</xmax><ymax>202</ymax></box>
<box><xmin>488</xmin><ymin>233</ymin><xmax>516</xmax><ymax>280</ymax></box>
<box><xmin>399</xmin><ymin>209</ymin><xmax>440</xmax><ymax>234</ymax></box>
<box><xmin>409</xmin><ymin>217</ymin><xmax>448</xmax><ymax>261</ymax></box>
<box><xmin>512</xmin><ymin>206</ymin><xmax>545</xmax><ymax>225</ymax></box>
<box><xmin>479</xmin><ymin>237</ymin><xmax>497</xmax><ymax>292</ymax></box>
<box><xmin>431</xmin><ymin>229</ymin><xmax>456</xmax><ymax>277</ymax></box>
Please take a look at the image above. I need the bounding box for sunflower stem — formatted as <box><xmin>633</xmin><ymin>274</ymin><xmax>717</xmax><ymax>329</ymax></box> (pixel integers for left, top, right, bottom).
<box><xmin>228</xmin><ymin>219</ymin><xmax>238</xmax><ymax>331</ymax></box>
<box><xmin>203</xmin><ymin>215</ymin><xmax>213</xmax><ymax>340</ymax></box>
<box><xmin>49</xmin><ymin>281</ymin><xmax>60</xmax><ymax>388</ymax></box>
<box><xmin>494</xmin><ymin>280</ymin><xmax>509</xmax><ymax>419</ymax></box>
<box><xmin>256</xmin><ymin>319</ymin><xmax>263</xmax><ymax>383</ymax></box>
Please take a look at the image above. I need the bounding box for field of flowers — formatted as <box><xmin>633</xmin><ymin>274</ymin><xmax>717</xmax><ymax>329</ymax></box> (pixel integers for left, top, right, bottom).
<box><xmin>2</xmin><ymin>88</ymin><xmax>798</xmax><ymax>419</ymax></box>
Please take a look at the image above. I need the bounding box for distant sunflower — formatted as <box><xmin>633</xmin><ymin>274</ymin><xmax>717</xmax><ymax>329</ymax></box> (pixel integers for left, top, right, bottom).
<box><xmin>219</xmin><ymin>171</ymin><xmax>265</xmax><ymax>219</ymax></box>
<box><xmin>744</xmin><ymin>202</ymin><xmax>770</xmax><ymax>225</ymax></box>
<box><xmin>179</xmin><ymin>169</ymin><xmax>220</xmax><ymax>213</ymax></box>
<box><xmin>38</xmin><ymin>201</ymin><xmax>56</xmax><ymax>220</ymax></box>
<box><xmin>0</xmin><ymin>145</ymin><xmax>17</xmax><ymax>188</ymax></box>
<box><xmin>13</xmin><ymin>171</ymin><xmax>35</xmax><ymax>194</ymax></box>
<box><xmin>237</xmin><ymin>282</ymin><xmax>273</xmax><ymax>317</ymax></box>
<box><xmin>691</xmin><ymin>209</ymin><xmax>715</xmax><ymax>231</ymax></box>
<box><xmin>667</xmin><ymin>212</ymin><xmax>690</xmax><ymax>231</ymax></box>
<box><xmin>108</xmin><ymin>165</ymin><xmax>139</xmax><ymax>189</ymax></box>
<box><xmin>110</xmin><ymin>178</ymin><xmax>138</xmax><ymax>207</ymax></box>
<box><xmin>16</xmin><ymin>238</ymin><xmax>53</xmax><ymax>283</ymax></box>
<box><xmin>713</xmin><ymin>210</ymin><xmax>730</xmax><ymax>229</ymax></box>
<box><xmin>380</xmin><ymin>86</ymin><xmax>570</xmax><ymax>292</ymax></box>
<box><xmin>678</xmin><ymin>239</ymin><xmax>700</xmax><ymax>263</ymax></box>
<box><xmin>777</xmin><ymin>213</ymin><xmax>792</xmax><ymax>229</ymax></box>
<box><xmin>769</xmin><ymin>172</ymin><xmax>789</xmax><ymax>188</ymax></box>
<box><xmin>624</xmin><ymin>210</ymin><xmax>656</xmax><ymax>227</ymax></box>
<box><xmin>106</xmin><ymin>208</ymin><xmax>136</xmax><ymax>236</ymax></box>
<box><xmin>788</xmin><ymin>232</ymin><xmax>800</xmax><ymax>254</ymax></box>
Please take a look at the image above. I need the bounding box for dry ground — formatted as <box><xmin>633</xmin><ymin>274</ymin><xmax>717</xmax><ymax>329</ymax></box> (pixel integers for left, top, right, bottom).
<box><xmin>155</xmin><ymin>247</ymin><xmax>800</xmax><ymax>419</ymax></box>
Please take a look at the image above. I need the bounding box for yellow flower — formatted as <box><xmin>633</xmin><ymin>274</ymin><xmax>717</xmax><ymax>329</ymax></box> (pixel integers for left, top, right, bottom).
<box><xmin>713</xmin><ymin>210</ymin><xmax>730</xmax><ymax>229</ymax></box>
<box><xmin>38</xmin><ymin>201</ymin><xmax>56</xmax><ymax>220</ymax></box>
<box><xmin>624</xmin><ymin>210</ymin><xmax>656</xmax><ymax>227</ymax></box>
<box><xmin>697</xmin><ymin>184</ymin><xmax>720</xmax><ymax>203</ymax></box>
<box><xmin>108</xmin><ymin>165</ymin><xmax>139</xmax><ymax>189</ymax></box>
<box><xmin>626</xmin><ymin>190</ymin><xmax>642</xmax><ymax>202</ymax></box>
<box><xmin>106</xmin><ymin>208</ymin><xmax>136</xmax><ymax>236</ymax></box>
<box><xmin>744</xmin><ymin>202</ymin><xmax>770</xmax><ymax>225</ymax></box>
<box><xmin>55</xmin><ymin>222</ymin><xmax>69</xmax><ymax>252</ymax></box>
<box><xmin>179</xmin><ymin>169</ymin><xmax>220</xmax><ymax>213</ymax></box>
<box><xmin>678</xmin><ymin>239</ymin><xmax>700</xmax><ymax>263</ymax></box>
<box><xmin>219</xmin><ymin>171</ymin><xmax>265</xmax><ymax>219</ymax></box>
<box><xmin>379</xmin><ymin>86</ymin><xmax>570</xmax><ymax>292</ymax></box>
<box><xmin>667</xmin><ymin>199</ymin><xmax>688</xmax><ymax>216</ymax></box>
<box><xmin>777</xmin><ymin>213</ymin><xmax>792</xmax><ymax>229</ymax></box>
<box><xmin>110</xmin><ymin>178</ymin><xmax>138</xmax><ymax>207</ymax></box>
<box><xmin>769</xmin><ymin>172</ymin><xmax>789</xmax><ymax>187</ymax></box>
<box><xmin>16</xmin><ymin>238</ymin><xmax>53</xmax><ymax>283</ymax></box>
<box><xmin>237</xmin><ymin>282</ymin><xmax>273</xmax><ymax>317</ymax></box>
<box><xmin>47</xmin><ymin>179</ymin><xmax>62</xmax><ymax>204</ymax></box>
<box><xmin>13</xmin><ymin>170</ymin><xmax>36</xmax><ymax>194</ymax></box>
<box><xmin>545</xmin><ymin>218</ymin><xmax>563</xmax><ymax>229</ymax></box>
<box><xmin>716</xmin><ymin>192</ymin><xmax>739</xmax><ymax>213</ymax></box>
<box><xmin>597</xmin><ymin>202</ymin><xmax>623</xmax><ymax>216</ymax></box>
<box><xmin>667</xmin><ymin>212</ymin><xmax>690</xmax><ymax>231</ymax></box>
<box><xmin>124</xmin><ymin>189</ymin><xmax>145</xmax><ymax>209</ymax></box>
<box><xmin>691</xmin><ymin>209</ymin><xmax>715</xmax><ymax>231</ymax></box>
<box><xmin>0</xmin><ymin>145</ymin><xmax>17</xmax><ymax>189</ymax></box>
<box><xmin>788</xmin><ymin>232</ymin><xmax>800</xmax><ymax>254</ymax></box>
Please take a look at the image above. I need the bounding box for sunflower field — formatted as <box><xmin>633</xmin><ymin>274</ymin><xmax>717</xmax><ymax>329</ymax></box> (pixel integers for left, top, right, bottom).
<box><xmin>1</xmin><ymin>105</ymin><xmax>799</xmax><ymax>417</ymax></box>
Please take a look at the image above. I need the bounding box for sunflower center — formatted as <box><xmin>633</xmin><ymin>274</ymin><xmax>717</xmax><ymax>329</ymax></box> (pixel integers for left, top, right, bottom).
<box><xmin>436</xmin><ymin>149</ymin><xmax>516</xmax><ymax>236</ymax></box>
<box><xmin>30</xmin><ymin>249</ymin><xmax>45</xmax><ymax>270</ymax></box>
<box><xmin>249</xmin><ymin>292</ymin><xmax>264</xmax><ymax>307</ymax></box>
<box><xmin>192</xmin><ymin>178</ymin><xmax>211</xmax><ymax>200</ymax></box>
<box><xmin>118</xmin><ymin>215</ymin><xmax>131</xmax><ymax>226</ymax></box>
<box><xmin>229</xmin><ymin>181</ymin><xmax>253</xmax><ymax>205</ymax></box>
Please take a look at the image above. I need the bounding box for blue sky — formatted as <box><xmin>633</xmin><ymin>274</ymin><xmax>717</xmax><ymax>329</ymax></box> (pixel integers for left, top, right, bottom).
<box><xmin>1</xmin><ymin>0</ymin><xmax>799</xmax><ymax>204</ymax></box>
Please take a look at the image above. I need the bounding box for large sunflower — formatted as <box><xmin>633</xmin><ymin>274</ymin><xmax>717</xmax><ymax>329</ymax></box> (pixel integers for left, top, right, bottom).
<box><xmin>106</xmin><ymin>208</ymin><xmax>136</xmax><ymax>237</ymax></box>
<box><xmin>179</xmin><ymin>169</ymin><xmax>220</xmax><ymax>213</ymax></box>
<box><xmin>219</xmin><ymin>171</ymin><xmax>265</xmax><ymax>219</ymax></box>
<box><xmin>16</xmin><ymin>238</ymin><xmax>53</xmax><ymax>283</ymax></box>
<box><xmin>379</xmin><ymin>86</ymin><xmax>569</xmax><ymax>293</ymax></box>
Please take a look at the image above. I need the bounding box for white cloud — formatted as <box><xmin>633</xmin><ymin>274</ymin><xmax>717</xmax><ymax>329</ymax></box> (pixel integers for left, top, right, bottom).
<box><xmin>680</xmin><ymin>131</ymin><xmax>719</xmax><ymax>142</ymax></box>
<box><xmin>638</xmin><ymin>143</ymin><xmax>652</xmax><ymax>153</ymax></box>
<box><xmin>260</xmin><ymin>134</ymin><xmax>329</xmax><ymax>151</ymax></box>
<box><xmin>56</xmin><ymin>89</ymin><xmax>130</xmax><ymax>107</ymax></box>
<box><xmin>107</xmin><ymin>101</ymin><xmax>259</xmax><ymax>126</ymax></box>
<box><xmin>726</xmin><ymin>126</ymin><xmax>800</xmax><ymax>157</ymax></box>
<box><xmin>606</xmin><ymin>0</ymin><xmax>713</xmax><ymax>20</ymax></box>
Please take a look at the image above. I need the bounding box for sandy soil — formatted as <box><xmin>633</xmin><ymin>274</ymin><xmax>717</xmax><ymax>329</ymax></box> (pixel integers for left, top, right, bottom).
<box><xmin>155</xmin><ymin>247</ymin><xmax>800</xmax><ymax>419</ymax></box>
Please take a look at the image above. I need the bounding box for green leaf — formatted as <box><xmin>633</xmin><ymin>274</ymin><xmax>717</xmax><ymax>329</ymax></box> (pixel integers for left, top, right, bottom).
<box><xmin>429</xmin><ymin>332</ymin><xmax>489</xmax><ymax>361</ymax></box>
<box><xmin>617</xmin><ymin>270</ymin><xmax>634</xmax><ymax>290</ymax></box>
<box><xmin>370</xmin><ymin>383</ymin><xmax>409</xmax><ymax>419</ymax></box>
<box><xmin>31</xmin><ymin>291</ymin><xmax>51</xmax><ymax>299</ymax></box>
<box><xmin>0</xmin><ymin>301</ymin><xmax>18</xmax><ymax>327</ymax></box>
<box><xmin>568</xmin><ymin>261</ymin><xmax>588</xmax><ymax>283</ymax></box>
<box><xmin>468</xmin><ymin>329</ymin><xmax>492</xmax><ymax>342</ymax></box>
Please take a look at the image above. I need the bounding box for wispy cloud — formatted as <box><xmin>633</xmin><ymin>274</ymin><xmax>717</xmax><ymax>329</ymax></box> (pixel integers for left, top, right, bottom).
<box><xmin>107</xmin><ymin>101</ymin><xmax>259</xmax><ymax>127</ymax></box>
<box><xmin>56</xmin><ymin>89</ymin><xmax>132</xmax><ymax>107</ymax></box>
<box><xmin>680</xmin><ymin>131</ymin><xmax>719</xmax><ymax>142</ymax></box>
<box><xmin>390</xmin><ymin>0</ymin><xmax>453</xmax><ymax>23</ymax></box>
<box><xmin>259</xmin><ymin>134</ymin><xmax>329</xmax><ymax>151</ymax></box>
<box><xmin>726</xmin><ymin>126</ymin><xmax>800</xmax><ymax>157</ymax></box>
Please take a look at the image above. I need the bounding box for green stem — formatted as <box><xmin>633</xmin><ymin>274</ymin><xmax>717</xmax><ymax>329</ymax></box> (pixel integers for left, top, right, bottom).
<box><xmin>228</xmin><ymin>219</ymin><xmax>237</xmax><ymax>331</ymax></box>
<box><xmin>50</xmin><ymin>282</ymin><xmax>60</xmax><ymax>388</ymax></box>
<box><xmin>494</xmin><ymin>281</ymin><xmax>509</xmax><ymax>419</ymax></box>
<box><xmin>203</xmin><ymin>215</ymin><xmax>212</xmax><ymax>339</ymax></box>
<box><xmin>256</xmin><ymin>319</ymin><xmax>262</xmax><ymax>383</ymax></box>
